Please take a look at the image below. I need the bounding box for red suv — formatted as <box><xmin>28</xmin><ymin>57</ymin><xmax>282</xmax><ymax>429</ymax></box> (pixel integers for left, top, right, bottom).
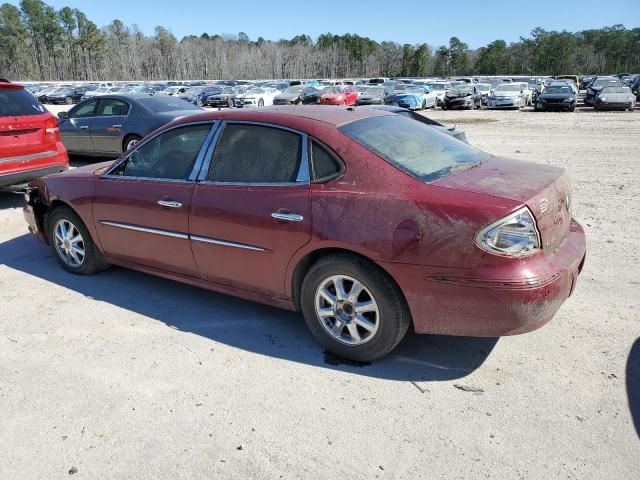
<box><xmin>0</xmin><ymin>79</ymin><xmax>68</xmax><ymax>188</ymax></box>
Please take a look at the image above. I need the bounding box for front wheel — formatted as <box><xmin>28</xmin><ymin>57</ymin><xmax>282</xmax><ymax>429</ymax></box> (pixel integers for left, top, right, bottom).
<box><xmin>301</xmin><ymin>254</ymin><xmax>410</xmax><ymax>362</ymax></box>
<box><xmin>46</xmin><ymin>206</ymin><xmax>108</xmax><ymax>275</ymax></box>
<box><xmin>228</xmin><ymin>98</ymin><xmax>235</xmax><ymax>108</ymax></box>
<box><xmin>258</xmin><ymin>98</ymin><xmax>264</xmax><ymax>107</ymax></box>
<box><xmin>65</xmin><ymin>96</ymin><xmax>73</xmax><ymax>105</ymax></box>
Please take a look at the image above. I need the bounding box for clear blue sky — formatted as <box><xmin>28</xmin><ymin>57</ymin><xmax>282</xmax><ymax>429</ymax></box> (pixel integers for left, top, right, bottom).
<box><xmin>9</xmin><ymin>0</ymin><xmax>639</xmax><ymax>48</ymax></box>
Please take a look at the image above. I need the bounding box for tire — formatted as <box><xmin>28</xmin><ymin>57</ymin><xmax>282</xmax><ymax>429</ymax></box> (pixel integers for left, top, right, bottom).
<box><xmin>569</xmin><ymin>105</ymin><xmax>576</xmax><ymax>112</ymax></box>
<box><xmin>258</xmin><ymin>98</ymin><xmax>264</xmax><ymax>107</ymax></box>
<box><xmin>196</xmin><ymin>97</ymin><xmax>203</xmax><ymax>107</ymax></box>
<box><xmin>300</xmin><ymin>254</ymin><xmax>411</xmax><ymax>362</ymax></box>
<box><xmin>46</xmin><ymin>206</ymin><xmax>109</xmax><ymax>275</ymax></box>
<box><xmin>65</xmin><ymin>96</ymin><xmax>73</xmax><ymax>105</ymax></box>
<box><xmin>123</xmin><ymin>134</ymin><xmax>141</xmax><ymax>152</ymax></box>
<box><xmin>228</xmin><ymin>98</ymin><xmax>235</xmax><ymax>108</ymax></box>
<box><xmin>422</xmin><ymin>100</ymin><xmax>426</xmax><ymax>110</ymax></box>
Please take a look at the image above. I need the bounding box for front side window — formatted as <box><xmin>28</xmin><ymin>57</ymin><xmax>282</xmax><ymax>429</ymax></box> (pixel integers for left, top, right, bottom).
<box><xmin>70</xmin><ymin>100</ymin><xmax>97</xmax><ymax>118</ymax></box>
<box><xmin>206</xmin><ymin>124</ymin><xmax>302</xmax><ymax>183</ymax></box>
<box><xmin>96</xmin><ymin>99</ymin><xmax>129</xmax><ymax>116</ymax></box>
<box><xmin>340</xmin><ymin>116</ymin><xmax>490</xmax><ymax>183</ymax></box>
<box><xmin>111</xmin><ymin>124</ymin><xmax>210</xmax><ymax>180</ymax></box>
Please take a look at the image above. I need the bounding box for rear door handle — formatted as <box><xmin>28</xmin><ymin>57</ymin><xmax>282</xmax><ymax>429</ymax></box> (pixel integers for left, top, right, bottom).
<box><xmin>80</xmin><ymin>125</ymin><xmax>89</xmax><ymax>129</ymax></box>
<box><xmin>157</xmin><ymin>200</ymin><xmax>182</xmax><ymax>208</ymax></box>
<box><xmin>111</xmin><ymin>124</ymin><xmax>122</xmax><ymax>128</ymax></box>
<box><xmin>271</xmin><ymin>212</ymin><xmax>303</xmax><ymax>222</ymax></box>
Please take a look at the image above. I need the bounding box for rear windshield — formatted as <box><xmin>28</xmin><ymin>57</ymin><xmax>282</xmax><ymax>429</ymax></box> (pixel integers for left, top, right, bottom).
<box><xmin>0</xmin><ymin>88</ymin><xmax>47</xmax><ymax>116</ymax></box>
<box><xmin>340</xmin><ymin>116</ymin><xmax>490</xmax><ymax>183</ymax></box>
<box><xmin>137</xmin><ymin>97</ymin><xmax>201</xmax><ymax>113</ymax></box>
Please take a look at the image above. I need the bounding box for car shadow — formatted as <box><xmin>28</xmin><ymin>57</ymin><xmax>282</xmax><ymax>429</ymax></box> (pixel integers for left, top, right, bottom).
<box><xmin>0</xmin><ymin>233</ymin><xmax>498</xmax><ymax>382</ymax></box>
<box><xmin>0</xmin><ymin>191</ymin><xmax>23</xmax><ymax>209</ymax></box>
<box><xmin>627</xmin><ymin>337</ymin><xmax>640</xmax><ymax>437</ymax></box>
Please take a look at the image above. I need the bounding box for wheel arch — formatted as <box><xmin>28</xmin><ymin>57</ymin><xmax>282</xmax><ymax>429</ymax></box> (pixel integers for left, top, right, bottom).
<box><xmin>289</xmin><ymin>246</ymin><xmax>410</xmax><ymax>318</ymax></box>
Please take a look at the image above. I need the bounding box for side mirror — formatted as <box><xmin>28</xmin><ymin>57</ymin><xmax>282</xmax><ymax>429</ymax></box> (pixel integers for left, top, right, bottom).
<box><xmin>58</xmin><ymin>111</ymin><xmax>69</xmax><ymax>119</ymax></box>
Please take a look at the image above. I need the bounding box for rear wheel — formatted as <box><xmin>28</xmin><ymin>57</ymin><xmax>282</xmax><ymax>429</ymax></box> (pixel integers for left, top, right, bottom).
<box><xmin>228</xmin><ymin>98</ymin><xmax>235</xmax><ymax>108</ymax></box>
<box><xmin>65</xmin><ymin>96</ymin><xmax>73</xmax><ymax>105</ymax></box>
<box><xmin>46</xmin><ymin>206</ymin><xmax>108</xmax><ymax>275</ymax></box>
<box><xmin>301</xmin><ymin>254</ymin><xmax>410</xmax><ymax>362</ymax></box>
<box><xmin>258</xmin><ymin>98</ymin><xmax>264</xmax><ymax>107</ymax></box>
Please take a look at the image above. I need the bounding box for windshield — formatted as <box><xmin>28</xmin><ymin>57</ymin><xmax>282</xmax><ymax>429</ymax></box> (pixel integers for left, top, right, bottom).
<box><xmin>325</xmin><ymin>87</ymin><xmax>344</xmax><ymax>94</ymax></box>
<box><xmin>495</xmin><ymin>85</ymin><xmax>521</xmax><ymax>92</ymax></box>
<box><xmin>137</xmin><ymin>97</ymin><xmax>201</xmax><ymax>113</ymax></box>
<box><xmin>246</xmin><ymin>88</ymin><xmax>265</xmax><ymax>94</ymax></box>
<box><xmin>95</xmin><ymin>88</ymin><xmax>108</xmax><ymax>93</ymax></box>
<box><xmin>0</xmin><ymin>88</ymin><xmax>48</xmax><ymax>116</ymax></box>
<box><xmin>450</xmin><ymin>86</ymin><xmax>472</xmax><ymax>95</ymax></box>
<box><xmin>406</xmin><ymin>86</ymin><xmax>426</xmax><ymax>93</ymax></box>
<box><xmin>340</xmin><ymin>116</ymin><xmax>490</xmax><ymax>183</ymax></box>
<box><xmin>602</xmin><ymin>87</ymin><xmax>630</xmax><ymax>94</ymax></box>
<box><xmin>427</xmin><ymin>83</ymin><xmax>447</xmax><ymax>90</ymax></box>
<box><xmin>545</xmin><ymin>85</ymin><xmax>573</xmax><ymax>94</ymax></box>
<box><xmin>594</xmin><ymin>79</ymin><xmax>619</xmax><ymax>88</ymax></box>
<box><xmin>364</xmin><ymin>87</ymin><xmax>384</xmax><ymax>96</ymax></box>
<box><xmin>284</xmin><ymin>86</ymin><xmax>304</xmax><ymax>94</ymax></box>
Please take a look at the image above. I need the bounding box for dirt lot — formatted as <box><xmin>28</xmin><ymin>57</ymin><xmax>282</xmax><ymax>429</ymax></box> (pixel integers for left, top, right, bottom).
<box><xmin>1</xmin><ymin>105</ymin><xmax>639</xmax><ymax>479</ymax></box>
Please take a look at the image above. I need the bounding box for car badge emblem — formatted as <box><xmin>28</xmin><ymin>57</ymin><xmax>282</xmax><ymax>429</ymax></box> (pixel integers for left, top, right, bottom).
<box><xmin>539</xmin><ymin>198</ymin><xmax>549</xmax><ymax>214</ymax></box>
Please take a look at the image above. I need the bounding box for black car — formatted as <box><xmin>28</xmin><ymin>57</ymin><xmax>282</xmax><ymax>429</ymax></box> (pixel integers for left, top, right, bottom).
<box><xmin>585</xmin><ymin>76</ymin><xmax>620</xmax><ymax>105</ymax></box>
<box><xmin>442</xmin><ymin>85</ymin><xmax>482</xmax><ymax>110</ymax></box>
<box><xmin>57</xmin><ymin>94</ymin><xmax>203</xmax><ymax>157</ymax></box>
<box><xmin>363</xmin><ymin>105</ymin><xmax>468</xmax><ymax>143</ymax></box>
<box><xmin>579</xmin><ymin>75</ymin><xmax>595</xmax><ymax>90</ymax></box>
<box><xmin>534</xmin><ymin>83</ymin><xmax>577</xmax><ymax>112</ymax></box>
<box><xmin>357</xmin><ymin>86</ymin><xmax>387</xmax><ymax>105</ymax></box>
<box><xmin>47</xmin><ymin>86</ymin><xmax>92</xmax><ymax>104</ymax></box>
<box><xmin>631</xmin><ymin>75</ymin><xmax>640</xmax><ymax>100</ymax></box>
<box><xmin>204</xmin><ymin>87</ymin><xmax>239</xmax><ymax>107</ymax></box>
<box><xmin>273</xmin><ymin>86</ymin><xmax>305</xmax><ymax>105</ymax></box>
<box><xmin>299</xmin><ymin>86</ymin><xmax>325</xmax><ymax>104</ymax></box>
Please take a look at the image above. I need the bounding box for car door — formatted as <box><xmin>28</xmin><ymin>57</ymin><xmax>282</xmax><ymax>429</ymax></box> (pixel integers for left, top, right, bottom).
<box><xmin>91</xmin><ymin>98</ymin><xmax>130</xmax><ymax>155</ymax></box>
<box><xmin>93</xmin><ymin>122</ymin><xmax>215</xmax><ymax>277</ymax></box>
<box><xmin>59</xmin><ymin>100</ymin><xmax>97</xmax><ymax>153</ymax></box>
<box><xmin>190</xmin><ymin>122</ymin><xmax>312</xmax><ymax>298</ymax></box>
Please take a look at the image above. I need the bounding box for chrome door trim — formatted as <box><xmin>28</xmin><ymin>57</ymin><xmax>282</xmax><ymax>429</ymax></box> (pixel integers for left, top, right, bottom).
<box><xmin>157</xmin><ymin>200</ymin><xmax>182</xmax><ymax>208</ymax></box>
<box><xmin>271</xmin><ymin>213</ymin><xmax>304</xmax><ymax>222</ymax></box>
<box><xmin>190</xmin><ymin>235</ymin><xmax>267</xmax><ymax>252</ymax></box>
<box><xmin>196</xmin><ymin>120</ymin><xmax>310</xmax><ymax>185</ymax></box>
<box><xmin>100</xmin><ymin>221</ymin><xmax>189</xmax><ymax>239</ymax></box>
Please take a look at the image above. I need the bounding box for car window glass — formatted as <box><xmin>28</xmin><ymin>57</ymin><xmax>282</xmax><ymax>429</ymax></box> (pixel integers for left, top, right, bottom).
<box><xmin>112</xmin><ymin>124</ymin><xmax>210</xmax><ymax>180</ymax></box>
<box><xmin>96</xmin><ymin>99</ymin><xmax>129</xmax><ymax>116</ymax></box>
<box><xmin>311</xmin><ymin>141</ymin><xmax>342</xmax><ymax>181</ymax></box>
<box><xmin>207</xmin><ymin>124</ymin><xmax>302</xmax><ymax>183</ymax></box>
<box><xmin>70</xmin><ymin>101</ymin><xmax>97</xmax><ymax>118</ymax></box>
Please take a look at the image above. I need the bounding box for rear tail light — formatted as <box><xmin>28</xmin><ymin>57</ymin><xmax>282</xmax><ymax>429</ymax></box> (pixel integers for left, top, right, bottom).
<box><xmin>44</xmin><ymin>116</ymin><xmax>60</xmax><ymax>141</ymax></box>
<box><xmin>475</xmin><ymin>207</ymin><xmax>541</xmax><ymax>257</ymax></box>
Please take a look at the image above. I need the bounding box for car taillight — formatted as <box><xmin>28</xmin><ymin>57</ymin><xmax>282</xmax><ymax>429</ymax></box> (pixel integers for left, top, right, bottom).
<box><xmin>44</xmin><ymin>116</ymin><xmax>60</xmax><ymax>141</ymax></box>
<box><xmin>475</xmin><ymin>207</ymin><xmax>541</xmax><ymax>257</ymax></box>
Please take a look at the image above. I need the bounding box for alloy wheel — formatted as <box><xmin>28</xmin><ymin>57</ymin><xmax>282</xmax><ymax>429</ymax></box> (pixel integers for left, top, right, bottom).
<box><xmin>314</xmin><ymin>274</ymin><xmax>380</xmax><ymax>346</ymax></box>
<box><xmin>53</xmin><ymin>219</ymin><xmax>85</xmax><ymax>268</ymax></box>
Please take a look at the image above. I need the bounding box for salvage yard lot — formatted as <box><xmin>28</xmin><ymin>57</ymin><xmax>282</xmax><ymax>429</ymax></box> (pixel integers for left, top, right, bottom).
<box><xmin>1</xmin><ymin>106</ymin><xmax>639</xmax><ymax>479</ymax></box>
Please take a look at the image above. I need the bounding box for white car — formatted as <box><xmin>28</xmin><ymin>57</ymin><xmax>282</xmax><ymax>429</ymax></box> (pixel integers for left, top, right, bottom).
<box><xmin>518</xmin><ymin>82</ymin><xmax>533</xmax><ymax>105</ymax></box>
<box><xmin>487</xmin><ymin>84</ymin><xmax>528</xmax><ymax>109</ymax></box>
<box><xmin>425</xmin><ymin>82</ymin><xmax>452</xmax><ymax>106</ymax></box>
<box><xmin>236</xmin><ymin>87</ymin><xmax>279</xmax><ymax>107</ymax></box>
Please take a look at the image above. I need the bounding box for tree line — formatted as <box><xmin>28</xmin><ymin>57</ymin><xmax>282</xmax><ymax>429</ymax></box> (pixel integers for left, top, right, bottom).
<box><xmin>1</xmin><ymin>0</ymin><xmax>639</xmax><ymax>81</ymax></box>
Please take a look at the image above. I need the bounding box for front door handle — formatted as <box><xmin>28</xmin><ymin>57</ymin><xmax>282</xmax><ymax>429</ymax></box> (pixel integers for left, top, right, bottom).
<box><xmin>111</xmin><ymin>124</ymin><xmax>122</xmax><ymax>128</ymax></box>
<box><xmin>80</xmin><ymin>125</ymin><xmax>89</xmax><ymax>129</ymax></box>
<box><xmin>271</xmin><ymin>212</ymin><xmax>303</xmax><ymax>222</ymax></box>
<box><xmin>157</xmin><ymin>200</ymin><xmax>182</xmax><ymax>208</ymax></box>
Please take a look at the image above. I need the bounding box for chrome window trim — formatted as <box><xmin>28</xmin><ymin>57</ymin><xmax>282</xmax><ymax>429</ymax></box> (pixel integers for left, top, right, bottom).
<box><xmin>100</xmin><ymin>221</ymin><xmax>189</xmax><ymax>239</ymax></box>
<box><xmin>101</xmin><ymin>120</ymin><xmax>219</xmax><ymax>181</ymax></box>
<box><xmin>196</xmin><ymin>120</ymin><xmax>310</xmax><ymax>186</ymax></box>
<box><xmin>100</xmin><ymin>221</ymin><xmax>267</xmax><ymax>252</ymax></box>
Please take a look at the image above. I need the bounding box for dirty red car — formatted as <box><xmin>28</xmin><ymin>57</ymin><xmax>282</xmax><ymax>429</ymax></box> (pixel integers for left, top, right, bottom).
<box><xmin>0</xmin><ymin>80</ymin><xmax>68</xmax><ymax>187</ymax></box>
<box><xmin>321</xmin><ymin>86</ymin><xmax>359</xmax><ymax>106</ymax></box>
<box><xmin>23</xmin><ymin>106</ymin><xmax>586</xmax><ymax>361</ymax></box>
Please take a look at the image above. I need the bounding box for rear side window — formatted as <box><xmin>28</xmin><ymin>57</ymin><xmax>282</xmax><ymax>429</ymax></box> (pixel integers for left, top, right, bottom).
<box><xmin>207</xmin><ymin>124</ymin><xmax>302</xmax><ymax>183</ymax></box>
<box><xmin>340</xmin><ymin>116</ymin><xmax>490</xmax><ymax>183</ymax></box>
<box><xmin>0</xmin><ymin>88</ymin><xmax>47</xmax><ymax>116</ymax></box>
<box><xmin>96</xmin><ymin>99</ymin><xmax>129</xmax><ymax>116</ymax></box>
<box><xmin>311</xmin><ymin>141</ymin><xmax>342</xmax><ymax>181</ymax></box>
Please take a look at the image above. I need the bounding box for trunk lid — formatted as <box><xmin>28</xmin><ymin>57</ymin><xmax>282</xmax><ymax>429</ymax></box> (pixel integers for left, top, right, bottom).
<box><xmin>437</xmin><ymin>157</ymin><xmax>573</xmax><ymax>253</ymax></box>
<box><xmin>0</xmin><ymin>112</ymin><xmax>56</xmax><ymax>162</ymax></box>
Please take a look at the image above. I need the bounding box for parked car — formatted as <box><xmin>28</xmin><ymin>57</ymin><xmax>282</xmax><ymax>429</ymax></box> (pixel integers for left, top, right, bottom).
<box><xmin>57</xmin><ymin>94</ymin><xmax>203</xmax><ymax>157</ymax></box>
<box><xmin>424</xmin><ymin>82</ymin><xmax>451</xmax><ymax>106</ymax></box>
<box><xmin>474</xmin><ymin>83</ymin><xmax>492</xmax><ymax>105</ymax></box>
<box><xmin>363</xmin><ymin>105</ymin><xmax>468</xmax><ymax>142</ymax></box>
<box><xmin>273</xmin><ymin>86</ymin><xmax>305</xmax><ymax>105</ymax></box>
<box><xmin>47</xmin><ymin>86</ymin><xmax>93</xmax><ymax>105</ymax></box>
<box><xmin>356</xmin><ymin>86</ymin><xmax>387</xmax><ymax>105</ymax></box>
<box><xmin>298</xmin><ymin>86</ymin><xmax>325</xmax><ymax>105</ymax></box>
<box><xmin>206</xmin><ymin>87</ymin><xmax>240</xmax><ymax>108</ymax></box>
<box><xmin>0</xmin><ymin>80</ymin><xmax>68</xmax><ymax>187</ymax></box>
<box><xmin>195</xmin><ymin>86</ymin><xmax>224</xmax><ymax>107</ymax></box>
<box><xmin>38</xmin><ymin>85</ymin><xmax>74</xmax><ymax>103</ymax></box>
<box><xmin>320</xmin><ymin>86</ymin><xmax>359</xmax><ymax>106</ymax></box>
<box><xmin>158</xmin><ymin>86</ymin><xmax>190</xmax><ymax>96</ymax></box>
<box><xmin>22</xmin><ymin>106</ymin><xmax>586</xmax><ymax>361</ymax></box>
<box><xmin>442</xmin><ymin>85</ymin><xmax>482</xmax><ymax>110</ymax></box>
<box><xmin>487</xmin><ymin>84</ymin><xmax>527</xmax><ymax>109</ymax></box>
<box><xmin>594</xmin><ymin>86</ymin><xmax>636</xmax><ymax>111</ymax></box>
<box><xmin>630</xmin><ymin>75</ymin><xmax>640</xmax><ymax>100</ymax></box>
<box><xmin>236</xmin><ymin>87</ymin><xmax>280</xmax><ymax>107</ymax></box>
<box><xmin>585</xmin><ymin>76</ymin><xmax>620</xmax><ymax>106</ymax></box>
<box><xmin>534</xmin><ymin>83</ymin><xmax>577</xmax><ymax>111</ymax></box>
<box><xmin>579</xmin><ymin>75</ymin><xmax>595</xmax><ymax>90</ymax></box>
<box><xmin>554</xmin><ymin>75</ymin><xmax>579</xmax><ymax>92</ymax></box>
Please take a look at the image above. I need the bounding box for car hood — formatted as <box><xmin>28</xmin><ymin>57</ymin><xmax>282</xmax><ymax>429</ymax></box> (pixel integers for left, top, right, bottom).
<box><xmin>446</xmin><ymin>91</ymin><xmax>471</xmax><ymax>98</ymax></box>
<box><xmin>599</xmin><ymin>93</ymin><xmax>632</xmax><ymax>101</ymax></box>
<box><xmin>539</xmin><ymin>93</ymin><xmax>573</xmax><ymax>100</ymax></box>
<box><xmin>436</xmin><ymin>156</ymin><xmax>572</xmax><ymax>253</ymax></box>
<box><xmin>275</xmin><ymin>94</ymin><xmax>299</xmax><ymax>100</ymax></box>
<box><xmin>493</xmin><ymin>91</ymin><xmax>520</xmax><ymax>97</ymax></box>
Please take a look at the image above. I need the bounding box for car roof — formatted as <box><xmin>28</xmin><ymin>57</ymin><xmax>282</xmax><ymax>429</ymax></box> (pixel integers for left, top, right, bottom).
<box><xmin>176</xmin><ymin>105</ymin><xmax>394</xmax><ymax>127</ymax></box>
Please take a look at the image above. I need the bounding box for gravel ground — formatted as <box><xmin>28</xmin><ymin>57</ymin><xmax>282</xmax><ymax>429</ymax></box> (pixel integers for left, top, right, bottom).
<box><xmin>1</xmin><ymin>104</ymin><xmax>639</xmax><ymax>479</ymax></box>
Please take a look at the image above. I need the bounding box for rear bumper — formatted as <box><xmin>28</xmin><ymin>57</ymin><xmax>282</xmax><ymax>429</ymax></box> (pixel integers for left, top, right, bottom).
<box><xmin>0</xmin><ymin>158</ymin><xmax>69</xmax><ymax>187</ymax></box>
<box><xmin>381</xmin><ymin>220</ymin><xmax>587</xmax><ymax>337</ymax></box>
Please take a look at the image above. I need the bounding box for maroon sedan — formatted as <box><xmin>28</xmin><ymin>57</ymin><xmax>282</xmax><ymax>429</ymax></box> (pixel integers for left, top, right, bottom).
<box><xmin>23</xmin><ymin>106</ymin><xmax>586</xmax><ymax>361</ymax></box>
